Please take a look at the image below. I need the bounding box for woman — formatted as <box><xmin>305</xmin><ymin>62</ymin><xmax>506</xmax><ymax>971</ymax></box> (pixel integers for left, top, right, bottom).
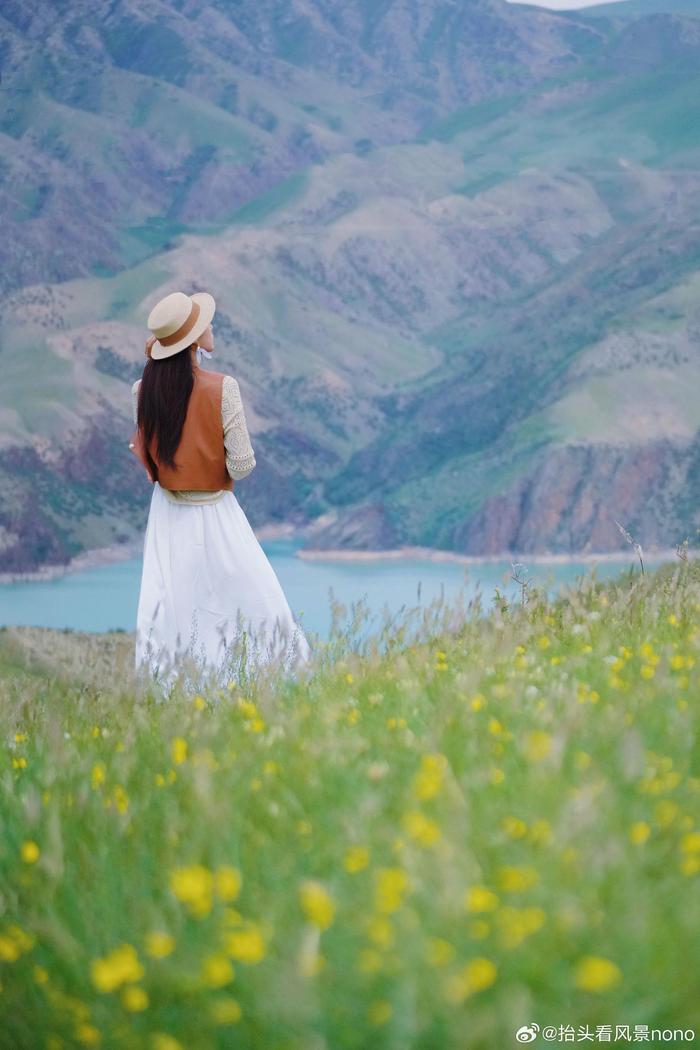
<box><xmin>130</xmin><ymin>289</ymin><xmax>311</xmax><ymax>692</ymax></box>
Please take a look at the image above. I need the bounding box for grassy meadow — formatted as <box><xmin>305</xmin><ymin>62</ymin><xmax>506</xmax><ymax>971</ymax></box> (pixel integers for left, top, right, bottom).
<box><xmin>1</xmin><ymin>558</ymin><xmax>699</xmax><ymax>1048</ymax></box>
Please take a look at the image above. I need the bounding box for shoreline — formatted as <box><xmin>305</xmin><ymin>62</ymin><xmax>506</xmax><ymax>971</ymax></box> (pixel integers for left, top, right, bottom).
<box><xmin>0</xmin><ymin>521</ymin><xmax>303</xmax><ymax>586</ymax></box>
<box><xmin>295</xmin><ymin>544</ymin><xmax>683</xmax><ymax>566</ymax></box>
<box><xmin>0</xmin><ymin>529</ymin><xmax>684</xmax><ymax>586</ymax></box>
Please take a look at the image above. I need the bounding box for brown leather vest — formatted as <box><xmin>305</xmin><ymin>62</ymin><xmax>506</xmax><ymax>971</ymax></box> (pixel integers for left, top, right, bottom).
<box><xmin>130</xmin><ymin>365</ymin><xmax>234</xmax><ymax>492</ymax></box>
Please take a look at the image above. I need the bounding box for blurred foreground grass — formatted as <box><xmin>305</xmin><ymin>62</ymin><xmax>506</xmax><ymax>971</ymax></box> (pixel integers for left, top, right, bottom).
<box><xmin>0</xmin><ymin>560</ymin><xmax>699</xmax><ymax>1049</ymax></box>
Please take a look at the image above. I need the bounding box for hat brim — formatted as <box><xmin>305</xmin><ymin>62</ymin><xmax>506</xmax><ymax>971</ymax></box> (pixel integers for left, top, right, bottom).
<box><xmin>150</xmin><ymin>292</ymin><xmax>216</xmax><ymax>359</ymax></box>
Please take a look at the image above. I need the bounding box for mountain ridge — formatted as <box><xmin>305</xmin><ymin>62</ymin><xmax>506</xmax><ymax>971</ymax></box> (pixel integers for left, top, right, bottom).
<box><xmin>1</xmin><ymin>0</ymin><xmax>700</xmax><ymax>573</ymax></box>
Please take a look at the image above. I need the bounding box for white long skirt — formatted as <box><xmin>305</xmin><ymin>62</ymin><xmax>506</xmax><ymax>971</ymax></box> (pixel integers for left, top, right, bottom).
<box><xmin>134</xmin><ymin>482</ymin><xmax>312</xmax><ymax>692</ymax></box>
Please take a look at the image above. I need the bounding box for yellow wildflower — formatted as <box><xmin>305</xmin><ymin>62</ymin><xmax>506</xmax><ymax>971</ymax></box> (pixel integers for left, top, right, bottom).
<box><xmin>496</xmin><ymin>906</ymin><xmax>546</xmax><ymax>948</ymax></box>
<box><xmin>426</xmin><ymin>938</ymin><xmax>455</xmax><ymax>967</ymax></box>
<box><xmin>401</xmin><ymin>810</ymin><xmax>441</xmax><ymax>846</ymax></box>
<box><xmin>223</xmin><ymin>922</ymin><xmax>267</xmax><ymax>963</ymax></box>
<box><xmin>639</xmin><ymin>643</ymin><xmax>659</xmax><ymax>664</ymax></box>
<box><xmin>412</xmin><ymin>753</ymin><xmax>448</xmax><ymax>799</ymax></box>
<box><xmin>151</xmin><ymin>1035</ymin><xmax>184</xmax><ymax>1050</ymax></box>
<box><xmin>528</xmin><ymin>819</ymin><xmax>552</xmax><ymax>844</ymax></box>
<box><xmin>368</xmin><ymin>1000</ymin><xmax>392</xmax><ymax>1026</ymax></box>
<box><xmin>464</xmin><ymin>886</ymin><xmax>499</xmax><ymax>913</ymax></box>
<box><xmin>7</xmin><ymin>925</ymin><xmax>35</xmax><ymax>953</ymax></box>
<box><xmin>0</xmin><ymin>935</ymin><xmax>21</xmax><ymax>962</ymax></box>
<box><xmin>299</xmin><ymin>880</ymin><xmax>336</xmax><ymax>930</ymax></box>
<box><xmin>145</xmin><ymin>931</ymin><xmax>175</xmax><ymax>959</ymax></box>
<box><xmin>574</xmin><ymin>955</ymin><xmax>622</xmax><ymax>992</ymax></box>
<box><xmin>171</xmin><ymin>737</ymin><xmax>188</xmax><ymax>764</ymax></box>
<box><xmin>168</xmin><ymin>865</ymin><xmax>213</xmax><ymax>918</ymax></box>
<box><xmin>20</xmin><ymin>841</ymin><xmax>40</xmax><ymax>864</ymax></box>
<box><xmin>344</xmin><ymin>845</ymin><xmax>370</xmax><ymax>873</ymax></box>
<box><xmin>121</xmin><ymin>985</ymin><xmax>149</xmax><ymax>1012</ymax></box>
<box><xmin>496</xmin><ymin>866</ymin><xmax>539</xmax><ymax>892</ymax></box>
<box><xmin>524</xmin><ymin>730</ymin><xmax>552</xmax><ymax>763</ymax></box>
<box><xmin>202</xmin><ymin>953</ymin><xmax>235</xmax><ymax>988</ymax></box>
<box><xmin>630</xmin><ymin>822</ymin><xmax>651</xmax><ymax>845</ymax></box>
<box><xmin>112</xmin><ymin>785</ymin><xmax>129</xmax><ymax>813</ymax></box>
<box><xmin>91</xmin><ymin>763</ymin><xmax>106</xmax><ymax>789</ymax></box>
<box><xmin>680</xmin><ymin>831</ymin><xmax>700</xmax><ymax>854</ymax></box>
<box><xmin>443</xmin><ymin>957</ymin><xmax>497</xmax><ymax>1003</ymax></box>
<box><xmin>237</xmin><ymin>699</ymin><xmax>258</xmax><ymax>718</ymax></box>
<box><xmin>374</xmin><ymin>868</ymin><xmax>409</xmax><ymax>914</ymax></box>
<box><xmin>210</xmin><ymin>997</ymin><xmax>242</xmax><ymax>1025</ymax></box>
<box><xmin>654</xmin><ymin>801</ymin><xmax>678</xmax><ymax>827</ymax></box>
<box><xmin>502</xmin><ymin>815</ymin><xmax>528</xmax><ymax>838</ymax></box>
<box><xmin>90</xmin><ymin>944</ymin><xmax>144</xmax><ymax>993</ymax></box>
<box><xmin>75</xmin><ymin>1023</ymin><xmax>101</xmax><ymax>1045</ymax></box>
<box><xmin>215</xmin><ymin>866</ymin><xmax>242</xmax><ymax>902</ymax></box>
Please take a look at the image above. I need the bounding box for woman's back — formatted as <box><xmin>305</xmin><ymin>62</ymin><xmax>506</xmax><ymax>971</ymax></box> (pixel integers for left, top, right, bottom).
<box><xmin>131</xmin><ymin>368</ymin><xmax>256</xmax><ymax>504</ymax></box>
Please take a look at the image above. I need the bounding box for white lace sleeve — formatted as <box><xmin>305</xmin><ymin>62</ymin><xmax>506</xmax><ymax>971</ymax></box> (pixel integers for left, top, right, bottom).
<box><xmin>222</xmin><ymin>375</ymin><xmax>256</xmax><ymax>480</ymax></box>
<box><xmin>132</xmin><ymin>379</ymin><xmax>141</xmax><ymax>425</ymax></box>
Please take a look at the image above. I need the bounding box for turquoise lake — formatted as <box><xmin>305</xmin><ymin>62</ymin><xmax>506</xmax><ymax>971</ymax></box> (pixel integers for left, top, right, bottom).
<box><xmin>0</xmin><ymin>537</ymin><xmax>664</xmax><ymax>644</ymax></box>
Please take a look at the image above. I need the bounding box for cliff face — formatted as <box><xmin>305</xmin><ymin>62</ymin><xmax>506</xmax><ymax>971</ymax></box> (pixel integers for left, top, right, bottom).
<box><xmin>1</xmin><ymin>0</ymin><xmax>700</xmax><ymax>572</ymax></box>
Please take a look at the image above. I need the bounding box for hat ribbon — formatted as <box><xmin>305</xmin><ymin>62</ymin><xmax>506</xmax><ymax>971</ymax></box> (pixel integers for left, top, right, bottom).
<box><xmin>158</xmin><ymin>300</ymin><xmax>201</xmax><ymax>347</ymax></box>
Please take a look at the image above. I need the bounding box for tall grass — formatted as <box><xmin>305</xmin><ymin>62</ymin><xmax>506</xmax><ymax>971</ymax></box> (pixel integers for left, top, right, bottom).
<box><xmin>1</xmin><ymin>557</ymin><xmax>699</xmax><ymax>1049</ymax></box>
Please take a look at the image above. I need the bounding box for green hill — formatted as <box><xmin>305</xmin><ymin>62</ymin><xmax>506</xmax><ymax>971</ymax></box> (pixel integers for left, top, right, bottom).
<box><xmin>1</xmin><ymin>559</ymin><xmax>699</xmax><ymax>1046</ymax></box>
<box><xmin>2</xmin><ymin>1</ymin><xmax>700</xmax><ymax>573</ymax></box>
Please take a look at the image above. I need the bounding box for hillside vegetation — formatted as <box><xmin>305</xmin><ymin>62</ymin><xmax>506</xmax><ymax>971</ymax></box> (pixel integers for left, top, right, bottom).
<box><xmin>1</xmin><ymin>557</ymin><xmax>699</xmax><ymax>1047</ymax></box>
<box><xmin>2</xmin><ymin>1</ymin><xmax>700</xmax><ymax>572</ymax></box>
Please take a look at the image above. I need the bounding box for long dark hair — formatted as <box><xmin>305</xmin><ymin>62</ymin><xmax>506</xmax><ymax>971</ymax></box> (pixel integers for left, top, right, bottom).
<box><xmin>137</xmin><ymin>344</ymin><xmax>196</xmax><ymax>480</ymax></box>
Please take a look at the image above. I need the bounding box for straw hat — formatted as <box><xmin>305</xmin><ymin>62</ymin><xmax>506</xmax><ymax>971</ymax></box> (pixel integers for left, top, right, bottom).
<box><xmin>146</xmin><ymin>291</ymin><xmax>216</xmax><ymax>360</ymax></box>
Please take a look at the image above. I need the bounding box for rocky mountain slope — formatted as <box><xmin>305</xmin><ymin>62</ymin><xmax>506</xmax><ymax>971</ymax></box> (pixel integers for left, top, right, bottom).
<box><xmin>586</xmin><ymin>0</ymin><xmax>700</xmax><ymax>18</ymax></box>
<box><xmin>1</xmin><ymin>0</ymin><xmax>699</xmax><ymax>572</ymax></box>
